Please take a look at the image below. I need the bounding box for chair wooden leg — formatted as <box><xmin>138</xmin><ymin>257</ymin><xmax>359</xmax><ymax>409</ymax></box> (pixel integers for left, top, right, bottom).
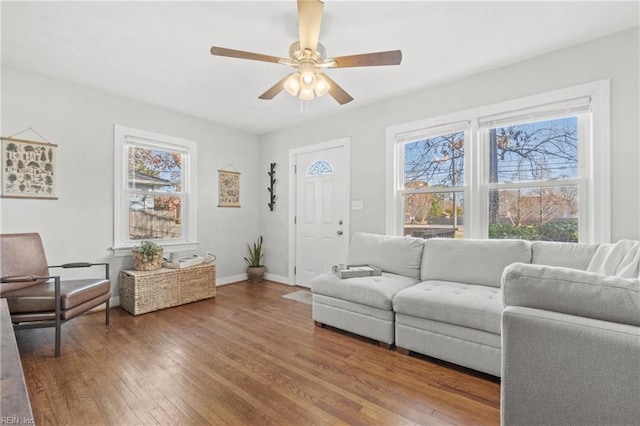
<box><xmin>105</xmin><ymin>299</ymin><xmax>110</xmax><ymax>326</ymax></box>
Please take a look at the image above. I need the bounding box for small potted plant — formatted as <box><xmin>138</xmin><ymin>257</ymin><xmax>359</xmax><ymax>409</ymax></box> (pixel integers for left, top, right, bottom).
<box><xmin>244</xmin><ymin>236</ymin><xmax>265</xmax><ymax>283</ymax></box>
<box><xmin>132</xmin><ymin>240</ymin><xmax>164</xmax><ymax>271</ymax></box>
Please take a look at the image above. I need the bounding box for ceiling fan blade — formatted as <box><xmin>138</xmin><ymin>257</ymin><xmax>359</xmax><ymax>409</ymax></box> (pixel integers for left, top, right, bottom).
<box><xmin>210</xmin><ymin>46</ymin><xmax>284</xmax><ymax>64</ymax></box>
<box><xmin>297</xmin><ymin>0</ymin><xmax>324</xmax><ymax>53</ymax></box>
<box><xmin>318</xmin><ymin>73</ymin><xmax>353</xmax><ymax>105</ymax></box>
<box><xmin>258</xmin><ymin>73</ymin><xmax>295</xmax><ymax>100</ymax></box>
<box><xmin>329</xmin><ymin>50</ymin><xmax>402</xmax><ymax>68</ymax></box>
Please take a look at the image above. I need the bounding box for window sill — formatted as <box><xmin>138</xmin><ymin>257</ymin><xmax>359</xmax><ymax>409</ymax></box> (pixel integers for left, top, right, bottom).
<box><xmin>112</xmin><ymin>241</ymin><xmax>199</xmax><ymax>258</ymax></box>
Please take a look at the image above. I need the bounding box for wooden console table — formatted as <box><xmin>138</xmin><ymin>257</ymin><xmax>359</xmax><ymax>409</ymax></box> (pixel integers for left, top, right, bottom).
<box><xmin>119</xmin><ymin>263</ymin><xmax>216</xmax><ymax>315</ymax></box>
<box><xmin>1</xmin><ymin>299</ymin><xmax>34</xmax><ymax>422</ymax></box>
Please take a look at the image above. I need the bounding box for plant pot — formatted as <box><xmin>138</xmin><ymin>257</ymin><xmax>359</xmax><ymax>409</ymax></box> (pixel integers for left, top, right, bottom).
<box><xmin>133</xmin><ymin>248</ymin><xmax>164</xmax><ymax>271</ymax></box>
<box><xmin>247</xmin><ymin>266</ymin><xmax>265</xmax><ymax>283</ymax></box>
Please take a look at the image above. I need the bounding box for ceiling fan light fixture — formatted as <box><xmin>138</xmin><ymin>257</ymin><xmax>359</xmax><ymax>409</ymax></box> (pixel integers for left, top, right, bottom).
<box><xmin>284</xmin><ymin>73</ymin><xmax>301</xmax><ymax>96</ymax></box>
<box><xmin>299</xmin><ymin>88</ymin><xmax>315</xmax><ymax>101</ymax></box>
<box><xmin>314</xmin><ymin>73</ymin><xmax>330</xmax><ymax>97</ymax></box>
<box><xmin>299</xmin><ymin>63</ymin><xmax>316</xmax><ymax>90</ymax></box>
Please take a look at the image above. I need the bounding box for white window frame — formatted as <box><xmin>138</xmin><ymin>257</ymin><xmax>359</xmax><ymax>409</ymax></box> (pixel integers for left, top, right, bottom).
<box><xmin>386</xmin><ymin>80</ymin><xmax>610</xmax><ymax>243</ymax></box>
<box><xmin>113</xmin><ymin>125</ymin><xmax>198</xmax><ymax>257</ymax></box>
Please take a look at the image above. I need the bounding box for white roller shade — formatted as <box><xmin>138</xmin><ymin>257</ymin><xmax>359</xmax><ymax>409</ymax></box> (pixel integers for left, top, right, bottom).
<box><xmin>479</xmin><ymin>97</ymin><xmax>591</xmax><ymax>129</ymax></box>
<box><xmin>395</xmin><ymin>120</ymin><xmax>469</xmax><ymax>144</ymax></box>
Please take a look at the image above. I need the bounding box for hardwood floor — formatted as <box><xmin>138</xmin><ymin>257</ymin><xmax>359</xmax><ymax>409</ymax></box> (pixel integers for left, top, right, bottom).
<box><xmin>14</xmin><ymin>281</ymin><xmax>500</xmax><ymax>425</ymax></box>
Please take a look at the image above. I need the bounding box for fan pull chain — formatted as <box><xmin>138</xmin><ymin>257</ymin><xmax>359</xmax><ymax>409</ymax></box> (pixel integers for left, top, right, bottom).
<box><xmin>300</xmin><ymin>100</ymin><xmax>310</xmax><ymax>114</ymax></box>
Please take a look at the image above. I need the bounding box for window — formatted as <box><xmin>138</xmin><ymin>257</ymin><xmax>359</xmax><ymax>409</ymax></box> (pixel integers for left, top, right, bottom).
<box><xmin>114</xmin><ymin>125</ymin><xmax>198</xmax><ymax>255</ymax></box>
<box><xmin>484</xmin><ymin>116</ymin><xmax>582</xmax><ymax>242</ymax></box>
<box><xmin>400</xmin><ymin>125</ymin><xmax>466</xmax><ymax>239</ymax></box>
<box><xmin>307</xmin><ymin>160</ymin><xmax>334</xmax><ymax>176</ymax></box>
<box><xmin>387</xmin><ymin>80</ymin><xmax>610</xmax><ymax>243</ymax></box>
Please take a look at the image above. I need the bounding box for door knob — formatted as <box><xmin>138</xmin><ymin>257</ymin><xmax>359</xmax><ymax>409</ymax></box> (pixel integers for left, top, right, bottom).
<box><xmin>337</xmin><ymin>230</ymin><xmax>343</xmax><ymax>236</ymax></box>
<box><xmin>338</xmin><ymin>219</ymin><xmax>343</xmax><ymax>225</ymax></box>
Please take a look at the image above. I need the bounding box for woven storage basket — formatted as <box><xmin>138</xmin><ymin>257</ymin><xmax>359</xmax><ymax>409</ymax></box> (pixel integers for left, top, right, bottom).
<box><xmin>120</xmin><ymin>269</ymin><xmax>180</xmax><ymax>315</ymax></box>
<box><xmin>119</xmin><ymin>264</ymin><xmax>216</xmax><ymax>315</ymax></box>
<box><xmin>180</xmin><ymin>265</ymin><xmax>216</xmax><ymax>303</ymax></box>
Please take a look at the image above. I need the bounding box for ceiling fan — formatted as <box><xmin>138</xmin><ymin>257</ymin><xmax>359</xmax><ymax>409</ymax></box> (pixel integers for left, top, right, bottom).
<box><xmin>210</xmin><ymin>0</ymin><xmax>402</xmax><ymax>105</ymax></box>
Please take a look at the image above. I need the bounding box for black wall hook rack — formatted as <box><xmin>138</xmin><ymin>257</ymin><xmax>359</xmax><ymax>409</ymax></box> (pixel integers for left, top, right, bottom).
<box><xmin>268</xmin><ymin>162</ymin><xmax>277</xmax><ymax>211</ymax></box>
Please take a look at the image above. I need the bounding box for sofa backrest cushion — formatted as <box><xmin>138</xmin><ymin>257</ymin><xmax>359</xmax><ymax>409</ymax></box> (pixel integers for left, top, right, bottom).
<box><xmin>346</xmin><ymin>232</ymin><xmax>424</xmax><ymax>279</ymax></box>
<box><xmin>587</xmin><ymin>240</ymin><xmax>640</xmax><ymax>278</ymax></box>
<box><xmin>531</xmin><ymin>241</ymin><xmax>600</xmax><ymax>271</ymax></box>
<box><xmin>420</xmin><ymin>238</ymin><xmax>531</xmax><ymax>287</ymax></box>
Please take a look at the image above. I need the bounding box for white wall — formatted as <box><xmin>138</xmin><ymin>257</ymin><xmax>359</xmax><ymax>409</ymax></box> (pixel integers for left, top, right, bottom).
<box><xmin>258</xmin><ymin>27</ymin><xmax>640</xmax><ymax>279</ymax></box>
<box><xmin>1</xmin><ymin>66</ymin><xmax>260</xmax><ymax>300</ymax></box>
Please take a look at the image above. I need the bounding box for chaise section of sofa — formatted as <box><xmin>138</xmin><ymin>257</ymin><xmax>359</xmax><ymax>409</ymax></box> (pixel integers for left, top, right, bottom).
<box><xmin>310</xmin><ymin>232</ymin><xmax>424</xmax><ymax>347</ymax></box>
<box><xmin>393</xmin><ymin>238</ymin><xmax>532</xmax><ymax>377</ymax></box>
<box><xmin>501</xmin><ymin>260</ymin><xmax>640</xmax><ymax>425</ymax></box>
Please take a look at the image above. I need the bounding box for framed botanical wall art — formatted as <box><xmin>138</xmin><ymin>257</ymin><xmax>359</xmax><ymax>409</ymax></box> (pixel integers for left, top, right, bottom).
<box><xmin>218</xmin><ymin>169</ymin><xmax>240</xmax><ymax>207</ymax></box>
<box><xmin>1</xmin><ymin>137</ymin><xmax>58</xmax><ymax>200</ymax></box>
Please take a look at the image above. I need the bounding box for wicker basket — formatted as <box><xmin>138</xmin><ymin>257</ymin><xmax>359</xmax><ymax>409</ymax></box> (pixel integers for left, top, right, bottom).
<box><xmin>119</xmin><ymin>263</ymin><xmax>216</xmax><ymax>315</ymax></box>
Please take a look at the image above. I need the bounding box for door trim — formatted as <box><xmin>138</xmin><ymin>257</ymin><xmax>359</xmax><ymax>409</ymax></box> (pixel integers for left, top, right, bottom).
<box><xmin>288</xmin><ymin>138</ymin><xmax>351</xmax><ymax>286</ymax></box>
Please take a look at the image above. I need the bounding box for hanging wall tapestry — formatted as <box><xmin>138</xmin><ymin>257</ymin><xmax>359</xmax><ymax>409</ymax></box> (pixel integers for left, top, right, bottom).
<box><xmin>1</xmin><ymin>137</ymin><xmax>58</xmax><ymax>199</ymax></box>
<box><xmin>218</xmin><ymin>168</ymin><xmax>240</xmax><ymax>207</ymax></box>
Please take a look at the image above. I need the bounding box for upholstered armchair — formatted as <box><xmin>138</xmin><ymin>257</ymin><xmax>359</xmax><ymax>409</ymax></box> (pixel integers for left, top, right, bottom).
<box><xmin>0</xmin><ymin>233</ymin><xmax>111</xmax><ymax>357</ymax></box>
<box><xmin>501</xmin><ymin>259</ymin><xmax>640</xmax><ymax>425</ymax></box>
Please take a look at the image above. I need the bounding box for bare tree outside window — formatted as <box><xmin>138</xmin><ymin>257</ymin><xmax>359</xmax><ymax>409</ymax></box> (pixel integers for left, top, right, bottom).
<box><xmin>488</xmin><ymin>117</ymin><xmax>579</xmax><ymax>242</ymax></box>
<box><xmin>403</xmin><ymin>132</ymin><xmax>464</xmax><ymax>239</ymax></box>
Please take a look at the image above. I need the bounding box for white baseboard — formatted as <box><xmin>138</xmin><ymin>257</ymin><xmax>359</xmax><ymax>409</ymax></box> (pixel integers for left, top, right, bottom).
<box><xmin>216</xmin><ymin>274</ymin><xmax>248</xmax><ymax>286</ymax></box>
<box><xmin>265</xmin><ymin>273</ymin><xmax>291</xmax><ymax>285</ymax></box>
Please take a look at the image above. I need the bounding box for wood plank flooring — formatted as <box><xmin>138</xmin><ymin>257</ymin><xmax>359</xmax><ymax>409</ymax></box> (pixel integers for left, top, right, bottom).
<box><xmin>14</xmin><ymin>281</ymin><xmax>500</xmax><ymax>425</ymax></box>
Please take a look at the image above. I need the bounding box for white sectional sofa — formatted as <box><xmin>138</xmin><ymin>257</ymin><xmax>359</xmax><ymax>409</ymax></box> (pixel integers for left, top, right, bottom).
<box><xmin>310</xmin><ymin>232</ymin><xmax>604</xmax><ymax>377</ymax></box>
<box><xmin>501</xmin><ymin>244</ymin><xmax>640</xmax><ymax>425</ymax></box>
<box><xmin>311</xmin><ymin>233</ymin><xmax>425</xmax><ymax>348</ymax></box>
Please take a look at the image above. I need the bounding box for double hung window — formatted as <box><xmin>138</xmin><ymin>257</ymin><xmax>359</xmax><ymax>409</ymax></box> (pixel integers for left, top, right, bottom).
<box><xmin>387</xmin><ymin>81</ymin><xmax>609</xmax><ymax>243</ymax></box>
<box><xmin>114</xmin><ymin>125</ymin><xmax>198</xmax><ymax>254</ymax></box>
<box><xmin>399</xmin><ymin>123</ymin><xmax>467</xmax><ymax>239</ymax></box>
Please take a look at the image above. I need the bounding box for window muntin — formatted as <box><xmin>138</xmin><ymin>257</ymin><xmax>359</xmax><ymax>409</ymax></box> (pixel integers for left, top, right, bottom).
<box><xmin>307</xmin><ymin>160</ymin><xmax>334</xmax><ymax>176</ymax></box>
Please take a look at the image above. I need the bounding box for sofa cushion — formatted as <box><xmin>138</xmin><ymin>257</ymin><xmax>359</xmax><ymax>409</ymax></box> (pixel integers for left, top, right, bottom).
<box><xmin>587</xmin><ymin>240</ymin><xmax>640</xmax><ymax>278</ymax></box>
<box><xmin>531</xmin><ymin>241</ymin><xmax>599</xmax><ymax>271</ymax></box>
<box><xmin>503</xmin><ymin>262</ymin><xmax>640</xmax><ymax>327</ymax></box>
<box><xmin>346</xmin><ymin>232</ymin><xmax>425</xmax><ymax>279</ymax></box>
<box><xmin>310</xmin><ymin>271</ymin><xmax>418</xmax><ymax>310</ymax></box>
<box><xmin>393</xmin><ymin>281</ymin><xmax>502</xmax><ymax>334</ymax></box>
<box><xmin>420</xmin><ymin>238</ymin><xmax>531</xmax><ymax>287</ymax></box>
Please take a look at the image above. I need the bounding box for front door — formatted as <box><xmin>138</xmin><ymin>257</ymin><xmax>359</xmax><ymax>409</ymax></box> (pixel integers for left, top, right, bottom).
<box><xmin>294</xmin><ymin>141</ymin><xmax>349</xmax><ymax>287</ymax></box>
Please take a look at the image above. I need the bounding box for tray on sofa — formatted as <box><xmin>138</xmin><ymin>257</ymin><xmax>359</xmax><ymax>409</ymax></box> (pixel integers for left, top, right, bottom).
<box><xmin>332</xmin><ymin>264</ymin><xmax>382</xmax><ymax>279</ymax></box>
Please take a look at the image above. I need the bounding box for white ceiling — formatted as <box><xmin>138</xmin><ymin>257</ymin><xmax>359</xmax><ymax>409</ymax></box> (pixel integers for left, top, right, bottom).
<box><xmin>2</xmin><ymin>1</ymin><xmax>638</xmax><ymax>135</ymax></box>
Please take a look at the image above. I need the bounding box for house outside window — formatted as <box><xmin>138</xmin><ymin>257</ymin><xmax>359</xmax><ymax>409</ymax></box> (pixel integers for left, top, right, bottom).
<box><xmin>386</xmin><ymin>80</ymin><xmax>610</xmax><ymax>243</ymax></box>
<box><xmin>113</xmin><ymin>125</ymin><xmax>198</xmax><ymax>256</ymax></box>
